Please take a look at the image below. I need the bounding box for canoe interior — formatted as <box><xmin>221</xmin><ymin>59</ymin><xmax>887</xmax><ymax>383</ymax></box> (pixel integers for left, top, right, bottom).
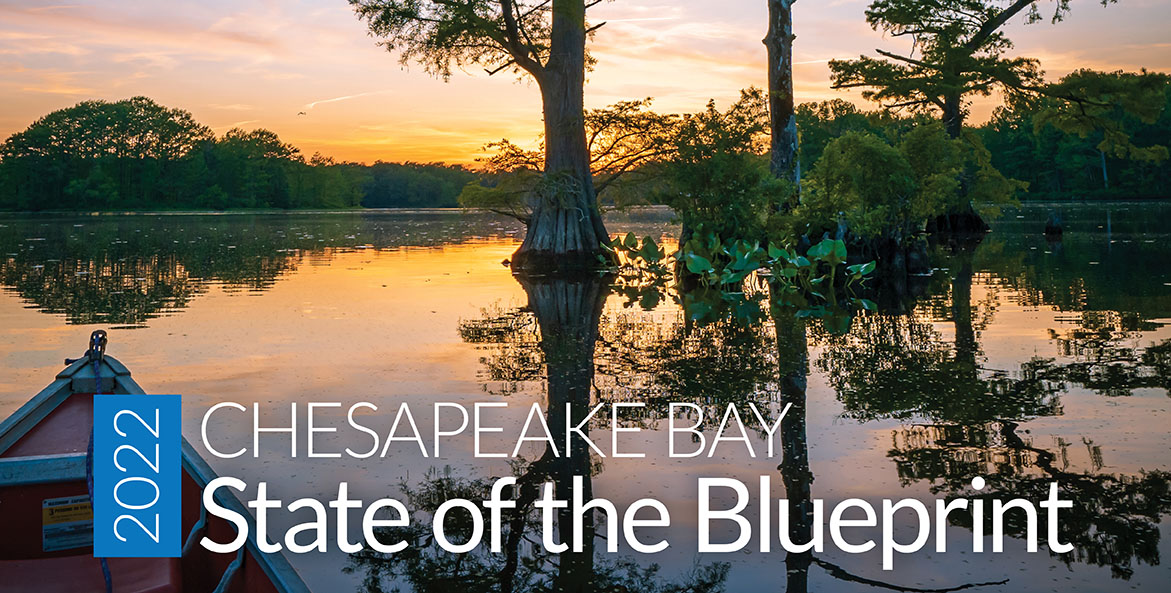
<box><xmin>2</xmin><ymin>392</ymin><xmax>92</xmax><ymax>457</ymax></box>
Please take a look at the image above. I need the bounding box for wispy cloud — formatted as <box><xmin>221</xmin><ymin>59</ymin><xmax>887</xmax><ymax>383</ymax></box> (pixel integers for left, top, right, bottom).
<box><xmin>601</xmin><ymin>17</ymin><xmax>681</xmax><ymax>23</ymax></box>
<box><xmin>26</xmin><ymin>5</ymin><xmax>84</xmax><ymax>13</ymax></box>
<box><xmin>208</xmin><ymin>103</ymin><xmax>255</xmax><ymax>111</ymax></box>
<box><xmin>0</xmin><ymin>3</ymin><xmax>285</xmax><ymax>58</ymax></box>
<box><xmin>20</xmin><ymin>71</ymin><xmax>92</xmax><ymax>95</ymax></box>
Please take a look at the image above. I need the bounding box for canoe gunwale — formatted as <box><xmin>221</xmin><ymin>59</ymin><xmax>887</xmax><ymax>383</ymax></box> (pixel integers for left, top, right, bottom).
<box><xmin>180</xmin><ymin>438</ymin><xmax>312</xmax><ymax>593</ymax></box>
<box><xmin>0</xmin><ymin>452</ymin><xmax>86</xmax><ymax>486</ymax></box>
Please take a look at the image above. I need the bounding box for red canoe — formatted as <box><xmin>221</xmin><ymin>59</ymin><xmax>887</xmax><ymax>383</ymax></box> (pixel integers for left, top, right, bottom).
<box><xmin>0</xmin><ymin>337</ymin><xmax>311</xmax><ymax>593</ymax></box>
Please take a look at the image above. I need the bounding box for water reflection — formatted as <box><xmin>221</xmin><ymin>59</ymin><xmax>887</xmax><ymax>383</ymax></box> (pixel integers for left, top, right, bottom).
<box><xmin>0</xmin><ymin>205</ymin><xmax>1168</xmax><ymax>592</ymax></box>
<box><xmin>0</xmin><ymin>212</ymin><xmax>527</xmax><ymax>325</ymax></box>
<box><xmin>444</xmin><ymin>275</ymin><xmax>1028</xmax><ymax>593</ymax></box>
<box><xmin>819</xmin><ymin>238</ymin><xmax>1171</xmax><ymax>580</ymax></box>
<box><xmin>819</xmin><ymin>246</ymin><xmax>1065</xmax><ymax>424</ymax></box>
<box><xmin>462</xmin><ymin>306</ymin><xmax>781</xmax><ymax>417</ymax></box>
<box><xmin>427</xmin><ymin>208</ymin><xmax>1171</xmax><ymax>591</ymax></box>
<box><xmin>347</xmin><ymin>275</ymin><xmax>731</xmax><ymax>593</ymax></box>
<box><xmin>774</xmin><ymin>312</ymin><xmax>815</xmax><ymax>593</ymax></box>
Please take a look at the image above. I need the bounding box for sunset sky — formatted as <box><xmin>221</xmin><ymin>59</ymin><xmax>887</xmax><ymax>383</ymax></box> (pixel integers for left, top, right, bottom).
<box><xmin>1</xmin><ymin>0</ymin><xmax>1169</xmax><ymax>164</ymax></box>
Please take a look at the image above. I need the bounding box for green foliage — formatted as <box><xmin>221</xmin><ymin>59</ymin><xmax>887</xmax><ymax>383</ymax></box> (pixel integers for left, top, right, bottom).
<box><xmin>603</xmin><ymin>233</ymin><xmax>674</xmax><ymax>311</ymax></box>
<box><xmin>827</xmin><ymin>3</ymin><xmax>1163</xmax><ymax>206</ymax></box>
<box><xmin>604</xmin><ymin>227</ymin><xmax>875</xmax><ymax>329</ymax></box>
<box><xmin>830</xmin><ymin>0</ymin><xmax>1094</xmax><ymax>114</ymax></box>
<box><xmin>979</xmin><ymin>74</ymin><xmax>1171</xmax><ymax>198</ymax></box>
<box><xmin>765</xmin><ymin>238</ymin><xmax>876</xmax><ymax>326</ymax></box>
<box><xmin>364</xmin><ymin>161</ymin><xmax>476</xmax><ymax>208</ymax></box>
<box><xmin>459</xmin><ymin>98</ymin><xmax>679</xmax><ymax>221</ymax></box>
<box><xmin>829</xmin><ymin>0</ymin><xmax>1118</xmax><ymax>145</ymax></box>
<box><xmin>795</xmin><ymin>99</ymin><xmax>922</xmax><ymax>166</ymax></box>
<box><xmin>787</xmin><ymin>123</ymin><xmax>1022</xmax><ymax>244</ymax></box>
<box><xmin>798</xmin><ymin>131</ymin><xmax>917</xmax><ymax>241</ymax></box>
<box><xmin>0</xmin><ymin>98</ymin><xmax>469</xmax><ymax>212</ymax></box>
<box><xmin>0</xmin><ymin>97</ymin><xmax>213</xmax><ymax>210</ymax></box>
<box><xmin>297</xmin><ymin>154</ymin><xmax>371</xmax><ymax>209</ymax></box>
<box><xmin>672</xmin><ymin>232</ymin><xmax>874</xmax><ymax>328</ymax></box>
<box><xmin>349</xmin><ymin>0</ymin><xmax>560</xmax><ymax>80</ymax></box>
<box><xmin>797</xmin><ymin>74</ymin><xmax>1171</xmax><ymax>205</ymax></box>
<box><xmin>660</xmin><ymin>88</ymin><xmax>789</xmax><ymax>240</ymax></box>
<box><xmin>827</xmin><ymin>0</ymin><xmax>1164</xmax><ymax>205</ymax></box>
<box><xmin>457</xmin><ymin>171</ymin><xmax>538</xmax><ymax>222</ymax></box>
<box><xmin>1035</xmin><ymin>69</ymin><xmax>1171</xmax><ymax>161</ymax></box>
<box><xmin>609</xmin><ymin>232</ymin><xmax>668</xmax><ymax>272</ymax></box>
<box><xmin>463</xmin><ymin>91</ymin><xmax>789</xmax><ymax>233</ymax></box>
<box><xmin>202</xmin><ymin>128</ymin><xmax>299</xmax><ymax>209</ymax></box>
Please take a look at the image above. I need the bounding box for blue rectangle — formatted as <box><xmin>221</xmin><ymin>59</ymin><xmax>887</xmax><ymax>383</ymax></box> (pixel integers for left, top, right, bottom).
<box><xmin>93</xmin><ymin>394</ymin><xmax>182</xmax><ymax>558</ymax></box>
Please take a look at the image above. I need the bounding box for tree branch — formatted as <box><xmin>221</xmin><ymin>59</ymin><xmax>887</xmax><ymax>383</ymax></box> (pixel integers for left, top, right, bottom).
<box><xmin>876</xmin><ymin>48</ymin><xmax>932</xmax><ymax>69</ymax></box>
<box><xmin>499</xmin><ymin>0</ymin><xmax>545</xmax><ymax>75</ymax></box>
<box><xmin>965</xmin><ymin>0</ymin><xmax>1034</xmax><ymax>50</ymax></box>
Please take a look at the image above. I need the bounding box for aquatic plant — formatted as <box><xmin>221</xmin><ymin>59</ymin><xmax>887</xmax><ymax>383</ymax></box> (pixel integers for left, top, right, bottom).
<box><xmin>602</xmin><ymin>229</ymin><xmax>875</xmax><ymax>327</ymax></box>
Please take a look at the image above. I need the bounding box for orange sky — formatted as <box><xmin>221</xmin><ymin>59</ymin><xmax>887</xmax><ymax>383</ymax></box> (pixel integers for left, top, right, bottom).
<box><xmin>1</xmin><ymin>0</ymin><xmax>1169</xmax><ymax>165</ymax></box>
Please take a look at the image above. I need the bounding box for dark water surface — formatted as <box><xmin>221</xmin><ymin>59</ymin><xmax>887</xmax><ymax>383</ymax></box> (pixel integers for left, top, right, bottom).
<box><xmin>1</xmin><ymin>205</ymin><xmax>1169</xmax><ymax>592</ymax></box>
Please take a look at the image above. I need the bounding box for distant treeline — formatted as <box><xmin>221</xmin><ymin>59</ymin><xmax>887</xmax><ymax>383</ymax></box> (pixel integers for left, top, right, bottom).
<box><xmin>796</xmin><ymin>89</ymin><xmax>1171</xmax><ymax>201</ymax></box>
<box><xmin>0</xmin><ymin>97</ymin><xmax>476</xmax><ymax>212</ymax></box>
<box><xmin>4</xmin><ymin>91</ymin><xmax>1168</xmax><ymax>213</ymax></box>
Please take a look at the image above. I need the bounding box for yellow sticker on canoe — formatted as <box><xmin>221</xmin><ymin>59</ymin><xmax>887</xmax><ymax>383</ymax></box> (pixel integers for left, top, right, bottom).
<box><xmin>43</xmin><ymin>495</ymin><xmax>93</xmax><ymax>552</ymax></box>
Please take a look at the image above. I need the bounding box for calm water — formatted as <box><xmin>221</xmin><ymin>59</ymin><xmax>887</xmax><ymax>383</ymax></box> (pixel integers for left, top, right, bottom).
<box><xmin>1</xmin><ymin>205</ymin><xmax>1169</xmax><ymax>592</ymax></box>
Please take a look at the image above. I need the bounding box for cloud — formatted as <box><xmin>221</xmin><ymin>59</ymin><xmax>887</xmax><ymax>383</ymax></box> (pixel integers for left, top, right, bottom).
<box><xmin>207</xmin><ymin>103</ymin><xmax>255</xmax><ymax>111</ymax></box>
<box><xmin>0</xmin><ymin>31</ymin><xmax>52</xmax><ymax>40</ymax></box>
<box><xmin>0</xmin><ymin>3</ymin><xmax>285</xmax><ymax>60</ymax></box>
<box><xmin>110</xmin><ymin>51</ymin><xmax>178</xmax><ymax>69</ymax></box>
<box><xmin>26</xmin><ymin>5</ymin><xmax>85</xmax><ymax>12</ymax></box>
<box><xmin>0</xmin><ymin>39</ymin><xmax>91</xmax><ymax>57</ymax></box>
<box><xmin>20</xmin><ymin>71</ymin><xmax>92</xmax><ymax>95</ymax></box>
<box><xmin>601</xmin><ymin>17</ymin><xmax>682</xmax><ymax>23</ymax></box>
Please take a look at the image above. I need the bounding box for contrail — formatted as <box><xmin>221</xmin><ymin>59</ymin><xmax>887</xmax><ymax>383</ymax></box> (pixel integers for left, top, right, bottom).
<box><xmin>212</xmin><ymin>119</ymin><xmax>258</xmax><ymax>131</ymax></box>
<box><xmin>304</xmin><ymin>90</ymin><xmax>392</xmax><ymax>110</ymax></box>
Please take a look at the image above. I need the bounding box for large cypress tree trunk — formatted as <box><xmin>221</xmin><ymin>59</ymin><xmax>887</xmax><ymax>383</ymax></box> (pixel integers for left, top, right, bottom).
<box><xmin>511</xmin><ymin>0</ymin><xmax>610</xmax><ymax>274</ymax></box>
<box><xmin>930</xmin><ymin>91</ymin><xmax>991</xmax><ymax>234</ymax></box>
<box><xmin>942</xmin><ymin>92</ymin><xmax>964</xmax><ymax>140</ymax></box>
<box><xmin>765</xmin><ymin>0</ymin><xmax>800</xmax><ymax>205</ymax></box>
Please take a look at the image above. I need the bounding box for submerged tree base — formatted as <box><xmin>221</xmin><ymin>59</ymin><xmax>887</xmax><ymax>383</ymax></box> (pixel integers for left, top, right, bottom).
<box><xmin>510</xmin><ymin>197</ymin><xmax>614</xmax><ymax>274</ymax></box>
<box><xmin>511</xmin><ymin>248</ymin><xmax>611</xmax><ymax>275</ymax></box>
<box><xmin>927</xmin><ymin>209</ymin><xmax>991</xmax><ymax>236</ymax></box>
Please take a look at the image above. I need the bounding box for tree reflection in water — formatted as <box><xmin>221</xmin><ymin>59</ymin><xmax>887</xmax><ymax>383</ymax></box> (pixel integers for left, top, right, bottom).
<box><xmin>442</xmin><ymin>272</ymin><xmax>1011</xmax><ymax>593</ymax></box>
<box><xmin>352</xmin><ymin>218</ymin><xmax>1170</xmax><ymax>590</ymax></box>
<box><xmin>0</xmin><ymin>212</ymin><xmax>525</xmax><ymax>325</ymax></box>
<box><xmin>348</xmin><ymin>274</ymin><xmax>731</xmax><ymax>593</ymax></box>
<box><xmin>819</xmin><ymin>243</ymin><xmax>1171</xmax><ymax>580</ymax></box>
